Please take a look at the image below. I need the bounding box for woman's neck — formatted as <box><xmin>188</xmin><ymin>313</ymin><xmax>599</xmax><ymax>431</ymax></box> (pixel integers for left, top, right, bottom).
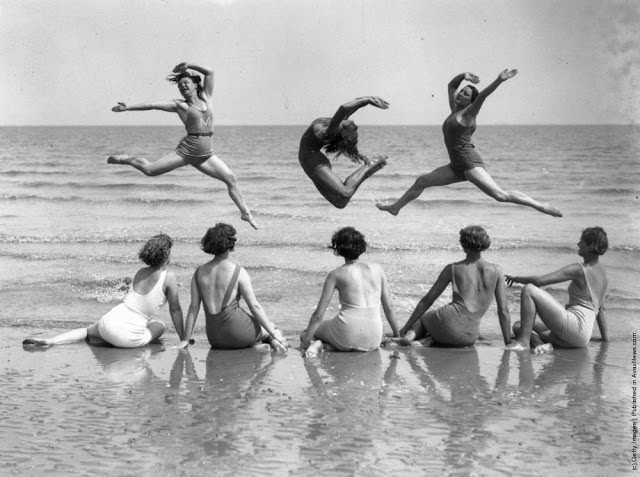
<box><xmin>464</xmin><ymin>251</ymin><xmax>482</xmax><ymax>263</ymax></box>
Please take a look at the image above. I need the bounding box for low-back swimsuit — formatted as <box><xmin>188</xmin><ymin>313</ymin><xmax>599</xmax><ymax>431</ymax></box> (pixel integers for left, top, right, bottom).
<box><xmin>198</xmin><ymin>265</ymin><xmax>266</xmax><ymax>349</ymax></box>
<box><xmin>98</xmin><ymin>269</ymin><xmax>168</xmax><ymax>348</ymax></box>
<box><xmin>442</xmin><ymin>112</ymin><xmax>485</xmax><ymax>179</ymax></box>
<box><xmin>176</xmin><ymin>100</ymin><xmax>215</xmax><ymax>163</ymax></box>
<box><xmin>421</xmin><ymin>264</ymin><xmax>494</xmax><ymax>347</ymax></box>
<box><xmin>549</xmin><ymin>264</ymin><xmax>602</xmax><ymax>347</ymax></box>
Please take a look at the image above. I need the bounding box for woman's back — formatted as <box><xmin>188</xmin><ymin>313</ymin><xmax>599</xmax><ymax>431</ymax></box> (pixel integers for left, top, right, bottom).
<box><xmin>451</xmin><ymin>260</ymin><xmax>498</xmax><ymax>314</ymax></box>
<box><xmin>334</xmin><ymin>261</ymin><xmax>383</xmax><ymax>308</ymax></box>
<box><xmin>196</xmin><ymin>260</ymin><xmax>238</xmax><ymax>315</ymax></box>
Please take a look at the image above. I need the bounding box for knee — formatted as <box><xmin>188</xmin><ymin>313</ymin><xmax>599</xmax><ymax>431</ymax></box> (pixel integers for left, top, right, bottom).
<box><xmin>330</xmin><ymin>197</ymin><xmax>349</xmax><ymax>209</ymax></box>
<box><xmin>491</xmin><ymin>190</ymin><xmax>509</xmax><ymax>202</ymax></box>
<box><xmin>512</xmin><ymin>321</ymin><xmax>521</xmax><ymax>334</ymax></box>
<box><xmin>141</xmin><ymin>165</ymin><xmax>160</xmax><ymax>177</ymax></box>
<box><xmin>414</xmin><ymin>176</ymin><xmax>430</xmax><ymax>189</ymax></box>
<box><xmin>521</xmin><ymin>283</ymin><xmax>539</xmax><ymax>297</ymax></box>
<box><xmin>221</xmin><ymin>170</ymin><xmax>238</xmax><ymax>187</ymax></box>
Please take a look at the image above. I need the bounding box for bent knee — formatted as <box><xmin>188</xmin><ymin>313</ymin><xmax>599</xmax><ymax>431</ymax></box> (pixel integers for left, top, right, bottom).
<box><xmin>220</xmin><ymin>170</ymin><xmax>238</xmax><ymax>186</ymax></box>
<box><xmin>491</xmin><ymin>190</ymin><xmax>509</xmax><ymax>202</ymax></box>
<box><xmin>521</xmin><ymin>283</ymin><xmax>541</xmax><ymax>297</ymax></box>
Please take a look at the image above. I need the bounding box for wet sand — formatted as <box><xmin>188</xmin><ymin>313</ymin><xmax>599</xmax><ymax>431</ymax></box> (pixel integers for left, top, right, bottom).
<box><xmin>2</xmin><ymin>326</ymin><xmax>629</xmax><ymax>476</ymax></box>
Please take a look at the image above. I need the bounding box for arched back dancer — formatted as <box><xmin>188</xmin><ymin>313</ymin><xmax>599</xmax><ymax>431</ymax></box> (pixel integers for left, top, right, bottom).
<box><xmin>299</xmin><ymin>97</ymin><xmax>389</xmax><ymax>208</ymax></box>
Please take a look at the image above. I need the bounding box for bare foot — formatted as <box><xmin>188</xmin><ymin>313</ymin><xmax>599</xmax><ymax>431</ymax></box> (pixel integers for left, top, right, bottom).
<box><xmin>22</xmin><ymin>338</ymin><xmax>51</xmax><ymax>347</ymax></box>
<box><xmin>534</xmin><ymin>343</ymin><xmax>553</xmax><ymax>355</ymax></box>
<box><xmin>505</xmin><ymin>340</ymin><xmax>529</xmax><ymax>351</ymax></box>
<box><xmin>107</xmin><ymin>154</ymin><xmax>131</xmax><ymax>165</ymax></box>
<box><xmin>241</xmin><ymin>212</ymin><xmax>259</xmax><ymax>229</ymax></box>
<box><xmin>541</xmin><ymin>204</ymin><xmax>562</xmax><ymax>217</ymax></box>
<box><xmin>375</xmin><ymin>201</ymin><xmax>399</xmax><ymax>216</ymax></box>
<box><xmin>304</xmin><ymin>340</ymin><xmax>323</xmax><ymax>358</ymax></box>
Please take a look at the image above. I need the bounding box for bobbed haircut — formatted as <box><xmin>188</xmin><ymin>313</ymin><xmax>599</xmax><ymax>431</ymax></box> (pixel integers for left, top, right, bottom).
<box><xmin>201</xmin><ymin>223</ymin><xmax>237</xmax><ymax>255</ymax></box>
<box><xmin>459</xmin><ymin>225</ymin><xmax>491</xmax><ymax>252</ymax></box>
<box><xmin>331</xmin><ymin>226</ymin><xmax>367</xmax><ymax>260</ymax></box>
<box><xmin>139</xmin><ymin>233</ymin><xmax>173</xmax><ymax>266</ymax></box>
<box><xmin>581</xmin><ymin>226</ymin><xmax>608</xmax><ymax>255</ymax></box>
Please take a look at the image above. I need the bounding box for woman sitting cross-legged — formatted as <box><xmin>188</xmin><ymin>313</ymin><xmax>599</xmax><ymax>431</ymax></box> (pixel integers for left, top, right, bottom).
<box><xmin>180</xmin><ymin>223</ymin><xmax>287</xmax><ymax>352</ymax></box>
<box><xmin>300</xmin><ymin>227</ymin><xmax>399</xmax><ymax>357</ymax></box>
<box><xmin>395</xmin><ymin>226</ymin><xmax>511</xmax><ymax>347</ymax></box>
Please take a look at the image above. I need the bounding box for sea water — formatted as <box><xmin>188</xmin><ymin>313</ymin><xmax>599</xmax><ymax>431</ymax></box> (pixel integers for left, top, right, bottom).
<box><xmin>0</xmin><ymin>125</ymin><xmax>638</xmax><ymax>335</ymax></box>
<box><xmin>0</xmin><ymin>125</ymin><xmax>638</xmax><ymax>475</ymax></box>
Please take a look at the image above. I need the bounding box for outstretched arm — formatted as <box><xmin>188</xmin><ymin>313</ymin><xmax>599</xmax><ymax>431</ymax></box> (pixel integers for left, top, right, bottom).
<box><xmin>325</xmin><ymin>96</ymin><xmax>389</xmax><ymax>141</ymax></box>
<box><xmin>448</xmin><ymin>72</ymin><xmax>479</xmax><ymax>111</ymax></box>
<box><xmin>463</xmin><ymin>68</ymin><xmax>517</xmax><ymax>120</ymax></box>
<box><xmin>237</xmin><ymin>268</ymin><xmax>287</xmax><ymax>351</ymax></box>
<box><xmin>505</xmin><ymin>262</ymin><xmax>580</xmax><ymax>288</ymax></box>
<box><xmin>112</xmin><ymin>100</ymin><xmax>178</xmax><ymax>113</ymax></box>
<box><xmin>399</xmin><ymin>266</ymin><xmax>451</xmax><ymax>335</ymax></box>
<box><xmin>173</xmin><ymin>61</ymin><xmax>214</xmax><ymax>97</ymax></box>
<box><xmin>178</xmin><ymin>272</ymin><xmax>201</xmax><ymax>348</ymax></box>
<box><xmin>380</xmin><ymin>269</ymin><xmax>400</xmax><ymax>337</ymax></box>
<box><xmin>301</xmin><ymin>272</ymin><xmax>336</xmax><ymax>350</ymax></box>
<box><xmin>493</xmin><ymin>265</ymin><xmax>511</xmax><ymax>345</ymax></box>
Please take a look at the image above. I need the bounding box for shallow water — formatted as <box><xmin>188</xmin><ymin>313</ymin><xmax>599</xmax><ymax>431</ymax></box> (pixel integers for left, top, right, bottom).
<box><xmin>0</xmin><ymin>327</ymin><xmax>628</xmax><ymax>476</ymax></box>
<box><xmin>0</xmin><ymin>125</ymin><xmax>638</xmax><ymax>474</ymax></box>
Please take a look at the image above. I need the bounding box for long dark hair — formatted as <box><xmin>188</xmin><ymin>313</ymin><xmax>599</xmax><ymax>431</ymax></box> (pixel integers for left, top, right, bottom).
<box><xmin>324</xmin><ymin>133</ymin><xmax>368</xmax><ymax>164</ymax></box>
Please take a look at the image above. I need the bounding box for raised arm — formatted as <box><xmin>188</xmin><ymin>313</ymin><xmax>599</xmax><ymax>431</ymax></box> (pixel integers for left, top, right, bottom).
<box><xmin>178</xmin><ymin>272</ymin><xmax>201</xmax><ymax>348</ymax></box>
<box><xmin>325</xmin><ymin>96</ymin><xmax>389</xmax><ymax>141</ymax></box>
<box><xmin>493</xmin><ymin>265</ymin><xmax>511</xmax><ymax>345</ymax></box>
<box><xmin>399</xmin><ymin>265</ymin><xmax>451</xmax><ymax>335</ymax></box>
<box><xmin>112</xmin><ymin>100</ymin><xmax>179</xmax><ymax>113</ymax></box>
<box><xmin>173</xmin><ymin>62</ymin><xmax>214</xmax><ymax>97</ymax></box>
<box><xmin>237</xmin><ymin>268</ymin><xmax>287</xmax><ymax>351</ymax></box>
<box><xmin>380</xmin><ymin>268</ymin><xmax>400</xmax><ymax>337</ymax></box>
<box><xmin>505</xmin><ymin>262</ymin><xmax>581</xmax><ymax>288</ymax></box>
<box><xmin>463</xmin><ymin>68</ymin><xmax>517</xmax><ymax>120</ymax></box>
<box><xmin>300</xmin><ymin>271</ymin><xmax>337</xmax><ymax>350</ymax></box>
<box><xmin>448</xmin><ymin>72</ymin><xmax>479</xmax><ymax>111</ymax></box>
<box><xmin>164</xmin><ymin>271</ymin><xmax>185</xmax><ymax>341</ymax></box>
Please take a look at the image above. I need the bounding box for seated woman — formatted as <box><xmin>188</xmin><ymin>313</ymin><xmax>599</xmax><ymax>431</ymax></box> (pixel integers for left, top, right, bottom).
<box><xmin>180</xmin><ymin>223</ymin><xmax>287</xmax><ymax>352</ymax></box>
<box><xmin>396</xmin><ymin>226</ymin><xmax>511</xmax><ymax>347</ymax></box>
<box><xmin>300</xmin><ymin>227</ymin><xmax>399</xmax><ymax>357</ymax></box>
<box><xmin>23</xmin><ymin>234</ymin><xmax>184</xmax><ymax>348</ymax></box>
<box><xmin>506</xmin><ymin>227</ymin><xmax>609</xmax><ymax>354</ymax></box>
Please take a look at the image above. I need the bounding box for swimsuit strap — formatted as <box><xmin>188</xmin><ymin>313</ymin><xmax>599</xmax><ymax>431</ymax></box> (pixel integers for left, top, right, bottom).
<box><xmin>579</xmin><ymin>263</ymin><xmax>598</xmax><ymax>309</ymax></box>
<box><xmin>221</xmin><ymin>265</ymin><xmax>241</xmax><ymax>308</ymax></box>
<box><xmin>450</xmin><ymin>263</ymin><xmax>458</xmax><ymax>293</ymax></box>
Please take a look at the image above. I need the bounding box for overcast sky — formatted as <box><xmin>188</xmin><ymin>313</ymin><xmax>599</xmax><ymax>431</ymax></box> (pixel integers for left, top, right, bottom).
<box><xmin>1</xmin><ymin>0</ymin><xmax>638</xmax><ymax>126</ymax></box>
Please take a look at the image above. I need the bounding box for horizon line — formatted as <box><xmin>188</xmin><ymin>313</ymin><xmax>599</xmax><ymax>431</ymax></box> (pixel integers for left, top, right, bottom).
<box><xmin>0</xmin><ymin>123</ymin><xmax>637</xmax><ymax>127</ymax></box>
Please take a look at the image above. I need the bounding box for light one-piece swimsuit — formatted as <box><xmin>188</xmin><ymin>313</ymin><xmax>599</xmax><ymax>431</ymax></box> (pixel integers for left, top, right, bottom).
<box><xmin>316</xmin><ymin>302</ymin><xmax>383</xmax><ymax>352</ymax></box>
<box><xmin>97</xmin><ymin>270</ymin><xmax>167</xmax><ymax>348</ymax></box>
<box><xmin>549</xmin><ymin>264</ymin><xmax>602</xmax><ymax>347</ymax></box>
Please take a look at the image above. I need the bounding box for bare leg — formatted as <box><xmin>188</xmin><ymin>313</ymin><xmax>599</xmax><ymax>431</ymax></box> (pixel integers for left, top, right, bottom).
<box><xmin>310</xmin><ymin>155</ymin><xmax>387</xmax><ymax>209</ymax></box>
<box><xmin>506</xmin><ymin>284</ymin><xmax>567</xmax><ymax>350</ymax></box>
<box><xmin>376</xmin><ymin>164</ymin><xmax>463</xmax><ymax>215</ymax></box>
<box><xmin>23</xmin><ymin>323</ymin><xmax>101</xmax><ymax>347</ymax></box>
<box><xmin>192</xmin><ymin>155</ymin><xmax>258</xmax><ymax>229</ymax></box>
<box><xmin>397</xmin><ymin>315</ymin><xmax>430</xmax><ymax>346</ymax></box>
<box><xmin>107</xmin><ymin>151</ymin><xmax>188</xmax><ymax>176</ymax></box>
<box><xmin>464</xmin><ymin>167</ymin><xmax>562</xmax><ymax>217</ymax></box>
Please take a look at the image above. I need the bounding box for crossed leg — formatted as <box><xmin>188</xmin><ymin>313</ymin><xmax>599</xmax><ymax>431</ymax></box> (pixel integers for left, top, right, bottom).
<box><xmin>507</xmin><ymin>284</ymin><xmax>567</xmax><ymax>352</ymax></box>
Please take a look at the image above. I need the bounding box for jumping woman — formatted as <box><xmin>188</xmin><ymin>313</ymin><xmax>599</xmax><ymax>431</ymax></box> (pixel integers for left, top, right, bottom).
<box><xmin>108</xmin><ymin>62</ymin><xmax>258</xmax><ymax>229</ymax></box>
<box><xmin>299</xmin><ymin>96</ymin><xmax>389</xmax><ymax>209</ymax></box>
<box><xmin>376</xmin><ymin>70</ymin><xmax>562</xmax><ymax>217</ymax></box>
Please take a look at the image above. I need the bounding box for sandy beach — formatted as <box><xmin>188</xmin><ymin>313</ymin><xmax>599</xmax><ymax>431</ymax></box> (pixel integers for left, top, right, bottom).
<box><xmin>3</xmin><ymin>324</ymin><xmax>628</xmax><ymax>476</ymax></box>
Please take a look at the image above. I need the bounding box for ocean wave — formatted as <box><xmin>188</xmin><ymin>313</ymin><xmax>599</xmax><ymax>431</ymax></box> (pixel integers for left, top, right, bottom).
<box><xmin>0</xmin><ymin>169</ymin><xmax>69</xmax><ymax>176</ymax></box>
<box><xmin>0</xmin><ymin>193</ymin><xmax>85</xmax><ymax>202</ymax></box>
<box><xmin>18</xmin><ymin>180</ymin><xmax>188</xmax><ymax>190</ymax></box>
